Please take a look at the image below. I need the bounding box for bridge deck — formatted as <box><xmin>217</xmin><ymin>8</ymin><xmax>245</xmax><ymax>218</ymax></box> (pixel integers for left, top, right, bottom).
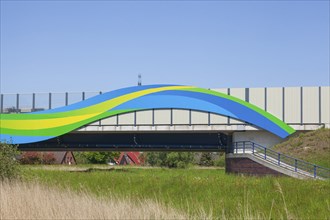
<box><xmin>18</xmin><ymin>132</ymin><xmax>229</xmax><ymax>152</ymax></box>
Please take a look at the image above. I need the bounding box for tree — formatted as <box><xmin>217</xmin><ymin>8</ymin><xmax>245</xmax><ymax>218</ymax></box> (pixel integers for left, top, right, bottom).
<box><xmin>144</xmin><ymin>152</ymin><xmax>194</xmax><ymax>168</ymax></box>
<box><xmin>20</xmin><ymin>152</ymin><xmax>56</xmax><ymax>165</ymax></box>
<box><xmin>0</xmin><ymin>143</ymin><xmax>20</xmax><ymax>180</ymax></box>
<box><xmin>20</xmin><ymin>152</ymin><xmax>42</xmax><ymax>164</ymax></box>
<box><xmin>42</xmin><ymin>153</ymin><xmax>56</xmax><ymax>164</ymax></box>
<box><xmin>82</xmin><ymin>152</ymin><xmax>120</xmax><ymax>164</ymax></box>
<box><xmin>142</xmin><ymin>152</ymin><xmax>156</xmax><ymax>166</ymax></box>
<box><xmin>166</xmin><ymin>152</ymin><xmax>195</xmax><ymax>168</ymax></box>
<box><xmin>73</xmin><ymin>152</ymin><xmax>91</xmax><ymax>164</ymax></box>
<box><xmin>199</xmin><ymin>152</ymin><xmax>214</xmax><ymax>166</ymax></box>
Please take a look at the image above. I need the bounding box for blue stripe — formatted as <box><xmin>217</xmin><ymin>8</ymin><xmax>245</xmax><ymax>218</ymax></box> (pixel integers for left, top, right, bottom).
<box><xmin>112</xmin><ymin>90</ymin><xmax>289</xmax><ymax>138</ymax></box>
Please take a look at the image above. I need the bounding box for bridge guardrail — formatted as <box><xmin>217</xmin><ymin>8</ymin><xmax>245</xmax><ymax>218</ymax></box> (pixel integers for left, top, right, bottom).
<box><xmin>232</xmin><ymin>141</ymin><xmax>330</xmax><ymax>179</ymax></box>
<box><xmin>0</xmin><ymin>92</ymin><xmax>100</xmax><ymax>113</ymax></box>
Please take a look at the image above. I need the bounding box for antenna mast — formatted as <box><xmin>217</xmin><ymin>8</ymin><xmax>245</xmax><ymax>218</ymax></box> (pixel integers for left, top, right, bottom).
<box><xmin>138</xmin><ymin>74</ymin><xmax>142</xmax><ymax>86</ymax></box>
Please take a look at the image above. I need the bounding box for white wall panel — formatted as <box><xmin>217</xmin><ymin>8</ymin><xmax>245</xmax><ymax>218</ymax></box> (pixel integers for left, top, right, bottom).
<box><xmin>210</xmin><ymin>113</ymin><xmax>227</xmax><ymax>124</ymax></box>
<box><xmin>88</xmin><ymin>121</ymin><xmax>99</xmax><ymax>126</ymax></box>
<box><xmin>249</xmin><ymin>88</ymin><xmax>265</xmax><ymax>110</ymax></box>
<box><xmin>101</xmin><ymin>116</ymin><xmax>117</xmax><ymax>125</ymax></box>
<box><xmin>212</xmin><ymin>88</ymin><xmax>228</xmax><ymax>94</ymax></box>
<box><xmin>173</xmin><ymin>109</ymin><xmax>189</xmax><ymax>125</ymax></box>
<box><xmin>302</xmin><ymin>87</ymin><xmax>318</xmax><ymax>123</ymax></box>
<box><xmin>266</xmin><ymin>87</ymin><xmax>283</xmax><ymax>120</ymax></box>
<box><xmin>154</xmin><ymin>109</ymin><xmax>171</xmax><ymax>124</ymax></box>
<box><xmin>284</xmin><ymin>87</ymin><xmax>300</xmax><ymax>123</ymax></box>
<box><xmin>230</xmin><ymin>88</ymin><xmax>246</xmax><ymax>100</ymax></box>
<box><xmin>211</xmin><ymin>88</ymin><xmax>229</xmax><ymax>124</ymax></box>
<box><xmin>321</xmin><ymin>87</ymin><xmax>330</xmax><ymax>125</ymax></box>
<box><xmin>229</xmin><ymin>88</ymin><xmax>245</xmax><ymax>124</ymax></box>
<box><xmin>118</xmin><ymin>112</ymin><xmax>134</xmax><ymax>125</ymax></box>
<box><xmin>191</xmin><ymin>111</ymin><xmax>208</xmax><ymax>124</ymax></box>
<box><xmin>136</xmin><ymin>110</ymin><xmax>152</xmax><ymax>125</ymax></box>
<box><xmin>233</xmin><ymin>131</ymin><xmax>283</xmax><ymax>148</ymax></box>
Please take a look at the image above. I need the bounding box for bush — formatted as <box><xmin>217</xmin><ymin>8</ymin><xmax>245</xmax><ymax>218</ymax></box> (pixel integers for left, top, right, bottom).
<box><xmin>214</xmin><ymin>153</ymin><xmax>226</xmax><ymax>167</ymax></box>
<box><xmin>81</xmin><ymin>152</ymin><xmax>120</xmax><ymax>164</ymax></box>
<box><xmin>20</xmin><ymin>152</ymin><xmax>42</xmax><ymax>164</ymax></box>
<box><xmin>20</xmin><ymin>152</ymin><xmax>56</xmax><ymax>165</ymax></box>
<box><xmin>166</xmin><ymin>152</ymin><xmax>194</xmax><ymax>168</ymax></box>
<box><xmin>144</xmin><ymin>152</ymin><xmax>194</xmax><ymax>168</ymax></box>
<box><xmin>177</xmin><ymin>161</ymin><xmax>187</xmax><ymax>169</ymax></box>
<box><xmin>199</xmin><ymin>152</ymin><xmax>214</xmax><ymax>166</ymax></box>
<box><xmin>42</xmin><ymin>153</ymin><xmax>56</xmax><ymax>164</ymax></box>
<box><xmin>73</xmin><ymin>152</ymin><xmax>91</xmax><ymax>164</ymax></box>
<box><xmin>0</xmin><ymin>143</ymin><xmax>20</xmax><ymax>180</ymax></box>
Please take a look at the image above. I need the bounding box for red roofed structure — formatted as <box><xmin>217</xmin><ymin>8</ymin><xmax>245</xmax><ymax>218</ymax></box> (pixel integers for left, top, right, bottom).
<box><xmin>116</xmin><ymin>152</ymin><xmax>142</xmax><ymax>165</ymax></box>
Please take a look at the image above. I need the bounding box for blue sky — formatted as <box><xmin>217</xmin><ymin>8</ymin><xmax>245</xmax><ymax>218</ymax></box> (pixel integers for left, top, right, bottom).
<box><xmin>1</xmin><ymin>1</ymin><xmax>329</xmax><ymax>93</ymax></box>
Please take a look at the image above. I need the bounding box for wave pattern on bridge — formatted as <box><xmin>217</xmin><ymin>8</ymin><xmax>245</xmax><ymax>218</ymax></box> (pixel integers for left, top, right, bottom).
<box><xmin>0</xmin><ymin>85</ymin><xmax>295</xmax><ymax>144</ymax></box>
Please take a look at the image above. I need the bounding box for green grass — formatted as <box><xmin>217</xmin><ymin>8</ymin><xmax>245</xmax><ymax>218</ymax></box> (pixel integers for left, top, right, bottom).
<box><xmin>273</xmin><ymin>128</ymin><xmax>330</xmax><ymax>168</ymax></box>
<box><xmin>23</xmin><ymin>166</ymin><xmax>330</xmax><ymax>219</ymax></box>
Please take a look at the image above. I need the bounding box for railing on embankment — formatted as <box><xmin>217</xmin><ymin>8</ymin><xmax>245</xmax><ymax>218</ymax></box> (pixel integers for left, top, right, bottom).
<box><xmin>231</xmin><ymin>141</ymin><xmax>330</xmax><ymax>179</ymax></box>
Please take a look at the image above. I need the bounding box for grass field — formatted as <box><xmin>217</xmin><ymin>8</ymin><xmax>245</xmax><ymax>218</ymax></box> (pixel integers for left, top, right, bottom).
<box><xmin>22</xmin><ymin>166</ymin><xmax>330</xmax><ymax>219</ymax></box>
<box><xmin>1</xmin><ymin>180</ymin><xmax>188</xmax><ymax>220</ymax></box>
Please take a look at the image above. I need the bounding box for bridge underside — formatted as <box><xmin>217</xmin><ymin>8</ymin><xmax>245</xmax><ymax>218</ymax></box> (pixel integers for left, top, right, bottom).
<box><xmin>18</xmin><ymin>132</ymin><xmax>230</xmax><ymax>152</ymax></box>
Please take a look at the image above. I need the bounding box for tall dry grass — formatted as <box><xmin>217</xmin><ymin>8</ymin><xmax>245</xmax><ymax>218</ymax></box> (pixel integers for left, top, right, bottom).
<box><xmin>0</xmin><ymin>181</ymin><xmax>189</xmax><ymax>220</ymax></box>
<box><xmin>1</xmin><ymin>178</ymin><xmax>303</xmax><ymax>220</ymax></box>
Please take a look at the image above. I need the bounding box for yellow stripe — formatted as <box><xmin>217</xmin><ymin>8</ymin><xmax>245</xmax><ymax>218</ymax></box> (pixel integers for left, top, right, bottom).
<box><xmin>1</xmin><ymin>113</ymin><xmax>99</xmax><ymax>130</ymax></box>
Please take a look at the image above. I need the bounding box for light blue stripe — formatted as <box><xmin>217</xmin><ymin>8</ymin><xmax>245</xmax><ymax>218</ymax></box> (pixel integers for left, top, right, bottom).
<box><xmin>0</xmin><ymin>134</ymin><xmax>55</xmax><ymax>145</ymax></box>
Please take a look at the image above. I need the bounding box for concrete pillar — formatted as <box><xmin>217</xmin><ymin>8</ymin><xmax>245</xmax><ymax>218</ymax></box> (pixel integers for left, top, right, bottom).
<box><xmin>226</xmin><ymin>133</ymin><xmax>233</xmax><ymax>153</ymax></box>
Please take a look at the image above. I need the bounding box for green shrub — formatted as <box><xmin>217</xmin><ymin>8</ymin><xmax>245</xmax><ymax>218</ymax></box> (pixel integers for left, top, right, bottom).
<box><xmin>177</xmin><ymin>161</ymin><xmax>187</xmax><ymax>169</ymax></box>
<box><xmin>199</xmin><ymin>152</ymin><xmax>214</xmax><ymax>166</ymax></box>
<box><xmin>73</xmin><ymin>152</ymin><xmax>91</xmax><ymax>164</ymax></box>
<box><xmin>81</xmin><ymin>152</ymin><xmax>120</xmax><ymax>164</ymax></box>
<box><xmin>0</xmin><ymin>143</ymin><xmax>20</xmax><ymax>180</ymax></box>
<box><xmin>214</xmin><ymin>153</ymin><xmax>226</xmax><ymax>167</ymax></box>
<box><xmin>144</xmin><ymin>152</ymin><xmax>194</xmax><ymax>168</ymax></box>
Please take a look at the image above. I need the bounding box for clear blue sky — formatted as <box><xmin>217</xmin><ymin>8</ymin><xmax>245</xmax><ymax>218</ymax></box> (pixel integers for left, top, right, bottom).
<box><xmin>1</xmin><ymin>0</ymin><xmax>329</xmax><ymax>93</ymax></box>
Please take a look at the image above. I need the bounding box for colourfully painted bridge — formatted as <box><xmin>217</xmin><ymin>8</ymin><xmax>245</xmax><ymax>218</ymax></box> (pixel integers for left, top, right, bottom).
<box><xmin>0</xmin><ymin>85</ymin><xmax>329</xmax><ymax>179</ymax></box>
<box><xmin>0</xmin><ymin>85</ymin><xmax>295</xmax><ymax>145</ymax></box>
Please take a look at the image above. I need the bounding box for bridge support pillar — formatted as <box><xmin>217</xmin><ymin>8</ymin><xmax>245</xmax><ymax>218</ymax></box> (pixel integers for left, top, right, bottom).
<box><xmin>225</xmin><ymin>134</ymin><xmax>233</xmax><ymax>154</ymax></box>
<box><xmin>225</xmin><ymin>154</ymin><xmax>284</xmax><ymax>176</ymax></box>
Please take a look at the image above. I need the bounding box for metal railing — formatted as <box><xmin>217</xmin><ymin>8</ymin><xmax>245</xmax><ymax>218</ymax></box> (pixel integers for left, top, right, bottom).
<box><xmin>232</xmin><ymin>141</ymin><xmax>330</xmax><ymax>179</ymax></box>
